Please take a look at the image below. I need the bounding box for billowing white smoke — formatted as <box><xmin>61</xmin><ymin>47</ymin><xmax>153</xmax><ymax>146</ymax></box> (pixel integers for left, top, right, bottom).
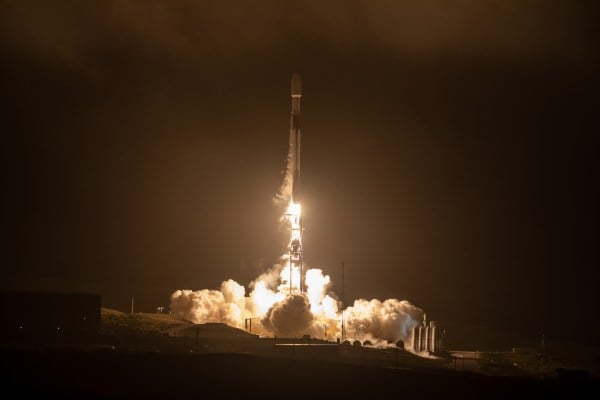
<box><xmin>344</xmin><ymin>299</ymin><xmax>422</xmax><ymax>343</ymax></box>
<box><xmin>170</xmin><ymin>279</ymin><xmax>247</xmax><ymax>328</ymax></box>
<box><xmin>261</xmin><ymin>294</ymin><xmax>313</xmax><ymax>337</ymax></box>
<box><xmin>170</xmin><ymin>263</ymin><xmax>423</xmax><ymax>346</ymax></box>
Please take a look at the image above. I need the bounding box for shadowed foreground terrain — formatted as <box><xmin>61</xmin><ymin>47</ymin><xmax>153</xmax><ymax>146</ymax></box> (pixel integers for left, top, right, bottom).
<box><xmin>1</xmin><ymin>350</ymin><xmax>597</xmax><ymax>399</ymax></box>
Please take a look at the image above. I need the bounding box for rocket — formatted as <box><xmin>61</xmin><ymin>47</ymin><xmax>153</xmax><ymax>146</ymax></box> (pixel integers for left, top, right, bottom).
<box><xmin>290</xmin><ymin>73</ymin><xmax>302</xmax><ymax>201</ymax></box>
<box><xmin>288</xmin><ymin>74</ymin><xmax>303</xmax><ymax>293</ymax></box>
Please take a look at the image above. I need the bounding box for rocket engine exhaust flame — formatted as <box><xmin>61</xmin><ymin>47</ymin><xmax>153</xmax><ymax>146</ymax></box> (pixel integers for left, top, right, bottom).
<box><xmin>170</xmin><ymin>74</ymin><xmax>427</xmax><ymax>353</ymax></box>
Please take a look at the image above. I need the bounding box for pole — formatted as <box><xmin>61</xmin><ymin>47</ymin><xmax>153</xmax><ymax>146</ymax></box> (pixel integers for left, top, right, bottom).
<box><xmin>131</xmin><ymin>296</ymin><xmax>134</xmax><ymax>314</ymax></box>
<box><xmin>341</xmin><ymin>261</ymin><xmax>345</xmax><ymax>341</ymax></box>
<box><xmin>245</xmin><ymin>318</ymin><xmax>254</xmax><ymax>334</ymax></box>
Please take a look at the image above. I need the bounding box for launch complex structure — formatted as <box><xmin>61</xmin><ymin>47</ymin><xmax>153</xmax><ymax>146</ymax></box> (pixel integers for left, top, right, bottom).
<box><xmin>287</xmin><ymin>74</ymin><xmax>303</xmax><ymax>294</ymax></box>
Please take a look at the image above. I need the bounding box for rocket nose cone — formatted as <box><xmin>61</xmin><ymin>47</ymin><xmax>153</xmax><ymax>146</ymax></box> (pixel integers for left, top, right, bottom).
<box><xmin>291</xmin><ymin>73</ymin><xmax>302</xmax><ymax>96</ymax></box>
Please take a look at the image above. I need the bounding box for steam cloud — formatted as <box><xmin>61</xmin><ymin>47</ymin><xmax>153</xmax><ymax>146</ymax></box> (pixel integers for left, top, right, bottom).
<box><xmin>344</xmin><ymin>299</ymin><xmax>421</xmax><ymax>343</ymax></box>
<box><xmin>170</xmin><ymin>279</ymin><xmax>247</xmax><ymax>327</ymax></box>
<box><xmin>261</xmin><ymin>294</ymin><xmax>313</xmax><ymax>337</ymax></box>
<box><xmin>170</xmin><ymin>261</ymin><xmax>423</xmax><ymax>346</ymax></box>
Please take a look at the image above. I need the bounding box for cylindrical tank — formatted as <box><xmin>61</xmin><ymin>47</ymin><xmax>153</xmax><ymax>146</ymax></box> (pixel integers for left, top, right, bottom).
<box><xmin>429</xmin><ymin>321</ymin><xmax>436</xmax><ymax>353</ymax></box>
<box><xmin>411</xmin><ymin>326</ymin><xmax>417</xmax><ymax>351</ymax></box>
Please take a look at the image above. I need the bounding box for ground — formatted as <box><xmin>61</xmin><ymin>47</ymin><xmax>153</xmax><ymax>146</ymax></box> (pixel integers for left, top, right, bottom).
<box><xmin>101</xmin><ymin>307</ymin><xmax>192</xmax><ymax>335</ymax></box>
<box><xmin>1</xmin><ymin>349</ymin><xmax>597</xmax><ymax>399</ymax></box>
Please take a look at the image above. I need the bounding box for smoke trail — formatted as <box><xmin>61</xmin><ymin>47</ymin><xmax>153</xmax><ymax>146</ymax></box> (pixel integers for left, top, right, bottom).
<box><xmin>273</xmin><ymin>128</ymin><xmax>297</xmax><ymax>206</ymax></box>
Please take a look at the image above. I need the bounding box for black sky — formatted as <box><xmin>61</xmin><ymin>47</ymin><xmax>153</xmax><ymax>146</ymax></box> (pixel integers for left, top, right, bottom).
<box><xmin>2</xmin><ymin>0</ymin><xmax>598</xmax><ymax>349</ymax></box>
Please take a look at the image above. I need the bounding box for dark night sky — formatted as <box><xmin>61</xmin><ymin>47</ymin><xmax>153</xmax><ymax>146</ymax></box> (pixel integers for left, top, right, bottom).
<box><xmin>2</xmin><ymin>1</ymin><xmax>598</xmax><ymax>348</ymax></box>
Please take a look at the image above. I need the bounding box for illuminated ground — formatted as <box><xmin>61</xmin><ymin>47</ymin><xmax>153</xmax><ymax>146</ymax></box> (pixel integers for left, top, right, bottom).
<box><xmin>101</xmin><ymin>307</ymin><xmax>192</xmax><ymax>334</ymax></box>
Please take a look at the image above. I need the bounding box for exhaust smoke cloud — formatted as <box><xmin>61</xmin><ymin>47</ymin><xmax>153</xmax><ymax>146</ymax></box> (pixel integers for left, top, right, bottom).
<box><xmin>261</xmin><ymin>294</ymin><xmax>313</xmax><ymax>337</ymax></box>
<box><xmin>170</xmin><ymin>261</ymin><xmax>423</xmax><ymax>346</ymax></box>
